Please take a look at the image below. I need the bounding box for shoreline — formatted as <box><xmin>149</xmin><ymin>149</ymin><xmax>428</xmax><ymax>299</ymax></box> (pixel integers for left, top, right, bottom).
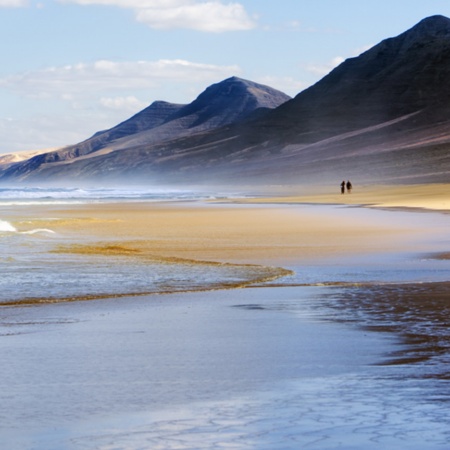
<box><xmin>2</xmin><ymin>189</ymin><xmax>450</xmax><ymax>448</ymax></box>
<box><xmin>2</xmin><ymin>195</ymin><xmax>445</xmax><ymax>306</ymax></box>
<box><xmin>227</xmin><ymin>182</ymin><xmax>450</xmax><ymax>212</ymax></box>
<box><xmin>2</xmin><ymin>191</ymin><xmax>450</xmax><ymax>303</ymax></box>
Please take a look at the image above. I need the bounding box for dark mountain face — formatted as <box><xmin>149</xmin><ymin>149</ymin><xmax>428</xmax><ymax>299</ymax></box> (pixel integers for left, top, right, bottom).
<box><xmin>4</xmin><ymin>16</ymin><xmax>450</xmax><ymax>185</ymax></box>
<box><xmin>264</xmin><ymin>15</ymin><xmax>450</xmax><ymax>140</ymax></box>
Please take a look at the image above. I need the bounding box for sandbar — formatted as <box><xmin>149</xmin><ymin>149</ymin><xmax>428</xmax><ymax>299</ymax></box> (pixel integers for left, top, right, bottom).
<box><xmin>10</xmin><ymin>197</ymin><xmax>433</xmax><ymax>266</ymax></box>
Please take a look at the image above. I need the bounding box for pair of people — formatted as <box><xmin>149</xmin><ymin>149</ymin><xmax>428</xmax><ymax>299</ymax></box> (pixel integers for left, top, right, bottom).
<box><xmin>340</xmin><ymin>180</ymin><xmax>352</xmax><ymax>194</ymax></box>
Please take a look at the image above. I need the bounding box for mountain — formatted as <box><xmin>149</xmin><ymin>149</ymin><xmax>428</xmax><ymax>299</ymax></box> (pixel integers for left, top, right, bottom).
<box><xmin>4</xmin><ymin>15</ymin><xmax>450</xmax><ymax>185</ymax></box>
<box><xmin>266</xmin><ymin>14</ymin><xmax>450</xmax><ymax>136</ymax></box>
<box><xmin>0</xmin><ymin>77</ymin><xmax>290</xmax><ymax>181</ymax></box>
<box><xmin>0</xmin><ymin>147</ymin><xmax>59</xmax><ymax>168</ymax></box>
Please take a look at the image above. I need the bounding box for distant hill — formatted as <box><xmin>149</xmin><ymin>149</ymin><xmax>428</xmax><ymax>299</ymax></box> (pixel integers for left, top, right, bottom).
<box><xmin>0</xmin><ymin>148</ymin><xmax>60</xmax><ymax>168</ymax></box>
<box><xmin>4</xmin><ymin>15</ymin><xmax>450</xmax><ymax>186</ymax></box>
<box><xmin>0</xmin><ymin>77</ymin><xmax>290</xmax><ymax>181</ymax></box>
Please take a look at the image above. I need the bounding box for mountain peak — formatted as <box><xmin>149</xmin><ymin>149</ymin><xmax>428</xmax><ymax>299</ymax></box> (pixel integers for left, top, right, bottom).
<box><xmin>167</xmin><ymin>76</ymin><xmax>291</xmax><ymax>128</ymax></box>
<box><xmin>198</xmin><ymin>76</ymin><xmax>289</xmax><ymax>103</ymax></box>
<box><xmin>411</xmin><ymin>14</ymin><xmax>450</xmax><ymax>35</ymax></box>
<box><xmin>386</xmin><ymin>14</ymin><xmax>450</xmax><ymax>54</ymax></box>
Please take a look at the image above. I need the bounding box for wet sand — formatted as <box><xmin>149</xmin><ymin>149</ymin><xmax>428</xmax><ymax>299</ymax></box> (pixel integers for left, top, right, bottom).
<box><xmin>245</xmin><ymin>182</ymin><xmax>450</xmax><ymax>211</ymax></box>
<box><xmin>2</xmin><ymin>190</ymin><xmax>450</xmax><ymax>449</ymax></box>
<box><xmin>10</xmin><ymin>197</ymin><xmax>428</xmax><ymax>266</ymax></box>
<box><xmin>0</xmin><ymin>287</ymin><xmax>401</xmax><ymax>450</ymax></box>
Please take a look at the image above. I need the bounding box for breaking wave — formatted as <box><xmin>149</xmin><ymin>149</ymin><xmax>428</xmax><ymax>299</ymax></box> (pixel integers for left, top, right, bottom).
<box><xmin>0</xmin><ymin>219</ymin><xmax>54</xmax><ymax>235</ymax></box>
<box><xmin>0</xmin><ymin>219</ymin><xmax>16</xmax><ymax>233</ymax></box>
<box><xmin>0</xmin><ymin>187</ymin><xmax>247</xmax><ymax>205</ymax></box>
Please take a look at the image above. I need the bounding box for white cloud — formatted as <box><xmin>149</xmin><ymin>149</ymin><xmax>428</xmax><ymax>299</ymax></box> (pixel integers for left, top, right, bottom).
<box><xmin>57</xmin><ymin>0</ymin><xmax>256</xmax><ymax>32</ymax></box>
<box><xmin>256</xmin><ymin>76</ymin><xmax>305</xmax><ymax>97</ymax></box>
<box><xmin>0</xmin><ymin>59</ymin><xmax>241</xmax><ymax>100</ymax></box>
<box><xmin>306</xmin><ymin>45</ymin><xmax>373</xmax><ymax>79</ymax></box>
<box><xmin>0</xmin><ymin>0</ymin><xmax>28</xmax><ymax>6</ymax></box>
<box><xmin>0</xmin><ymin>59</ymin><xmax>242</xmax><ymax>151</ymax></box>
<box><xmin>355</xmin><ymin>44</ymin><xmax>373</xmax><ymax>56</ymax></box>
<box><xmin>0</xmin><ymin>115</ymin><xmax>90</xmax><ymax>153</ymax></box>
<box><xmin>99</xmin><ymin>95</ymin><xmax>148</xmax><ymax>112</ymax></box>
<box><xmin>306</xmin><ymin>56</ymin><xmax>345</xmax><ymax>76</ymax></box>
<box><xmin>59</xmin><ymin>0</ymin><xmax>209</xmax><ymax>8</ymax></box>
<box><xmin>135</xmin><ymin>2</ymin><xmax>255</xmax><ymax>32</ymax></box>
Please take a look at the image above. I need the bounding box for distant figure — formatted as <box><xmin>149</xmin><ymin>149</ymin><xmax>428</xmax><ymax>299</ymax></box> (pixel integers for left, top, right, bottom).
<box><xmin>340</xmin><ymin>180</ymin><xmax>345</xmax><ymax>194</ymax></box>
<box><xmin>346</xmin><ymin>180</ymin><xmax>352</xmax><ymax>193</ymax></box>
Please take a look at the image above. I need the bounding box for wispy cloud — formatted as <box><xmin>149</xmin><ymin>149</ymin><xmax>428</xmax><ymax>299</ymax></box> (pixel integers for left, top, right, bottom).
<box><xmin>0</xmin><ymin>59</ymin><xmax>241</xmax><ymax>102</ymax></box>
<box><xmin>256</xmin><ymin>76</ymin><xmax>305</xmax><ymax>97</ymax></box>
<box><xmin>0</xmin><ymin>58</ymin><xmax>242</xmax><ymax>150</ymax></box>
<box><xmin>0</xmin><ymin>0</ymin><xmax>28</xmax><ymax>6</ymax></box>
<box><xmin>306</xmin><ymin>45</ymin><xmax>373</xmax><ymax>78</ymax></box>
<box><xmin>57</xmin><ymin>0</ymin><xmax>256</xmax><ymax>32</ymax></box>
<box><xmin>306</xmin><ymin>56</ymin><xmax>345</xmax><ymax>76</ymax></box>
<box><xmin>99</xmin><ymin>96</ymin><xmax>148</xmax><ymax>112</ymax></box>
<box><xmin>0</xmin><ymin>115</ymin><xmax>93</xmax><ymax>153</ymax></box>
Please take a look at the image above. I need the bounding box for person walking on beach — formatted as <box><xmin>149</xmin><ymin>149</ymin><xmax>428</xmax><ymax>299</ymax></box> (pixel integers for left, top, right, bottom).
<box><xmin>346</xmin><ymin>180</ymin><xmax>352</xmax><ymax>193</ymax></box>
<box><xmin>340</xmin><ymin>180</ymin><xmax>346</xmax><ymax>194</ymax></box>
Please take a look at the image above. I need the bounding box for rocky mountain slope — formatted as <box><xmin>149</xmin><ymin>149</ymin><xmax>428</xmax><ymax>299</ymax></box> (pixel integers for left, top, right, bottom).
<box><xmin>3</xmin><ymin>15</ymin><xmax>450</xmax><ymax>186</ymax></box>
<box><xmin>0</xmin><ymin>77</ymin><xmax>289</xmax><ymax>181</ymax></box>
<box><xmin>0</xmin><ymin>148</ymin><xmax>57</xmax><ymax>168</ymax></box>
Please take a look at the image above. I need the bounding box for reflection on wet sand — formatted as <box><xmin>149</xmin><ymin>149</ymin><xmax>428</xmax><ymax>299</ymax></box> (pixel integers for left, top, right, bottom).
<box><xmin>320</xmin><ymin>281</ymin><xmax>450</xmax><ymax>378</ymax></box>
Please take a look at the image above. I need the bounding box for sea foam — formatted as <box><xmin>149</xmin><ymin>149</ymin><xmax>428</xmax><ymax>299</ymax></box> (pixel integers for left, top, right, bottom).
<box><xmin>0</xmin><ymin>219</ymin><xmax>54</xmax><ymax>235</ymax></box>
<box><xmin>21</xmin><ymin>228</ymin><xmax>56</xmax><ymax>235</ymax></box>
<box><xmin>0</xmin><ymin>186</ymin><xmax>242</xmax><ymax>205</ymax></box>
<box><xmin>0</xmin><ymin>219</ymin><xmax>17</xmax><ymax>233</ymax></box>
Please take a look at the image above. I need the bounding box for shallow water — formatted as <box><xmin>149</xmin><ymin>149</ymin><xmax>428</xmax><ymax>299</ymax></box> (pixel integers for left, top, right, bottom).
<box><xmin>2</xmin><ymin>189</ymin><xmax>450</xmax><ymax>449</ymax></box>
<box><xmin>273</xmin><ymin>204</ymin><xmax>450</xmax><ymax>286</ymax></box>
<box><xmin>0</xmin><ymin>188</ymin><xmax>288</xmax><ymax>305</ymax></box>
<box><xmin>2</xmin><ymin>195</ymin><xmax>450</xmax><ymax>306</ymax></box>
<box><xmin>0</xmin><ymin>234</ymin><xmax>286</xmax><ymax>305</ymax></box>
<box><xmin>1</xmin><ymin>287</ymin><xmax>449</xmax><ymax>450</ymax></box>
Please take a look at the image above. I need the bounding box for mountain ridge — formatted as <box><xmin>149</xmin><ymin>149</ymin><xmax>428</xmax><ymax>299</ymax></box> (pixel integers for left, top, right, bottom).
<box><xmin>3</xmin><ymin>15</ymin><xmax>450</xmax><ymax>185</ymax></box>
<box><xmin>0</xmin><ymin>76</ymin><xmax>290</xmax><ymax>181</ymax></box>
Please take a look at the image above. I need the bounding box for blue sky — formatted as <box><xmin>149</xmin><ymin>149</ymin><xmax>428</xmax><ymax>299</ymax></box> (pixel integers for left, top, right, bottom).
<box><xmin>1</xmin><ymin>0</ymin><xmax>450</xmax><ymax>154</ymax></box>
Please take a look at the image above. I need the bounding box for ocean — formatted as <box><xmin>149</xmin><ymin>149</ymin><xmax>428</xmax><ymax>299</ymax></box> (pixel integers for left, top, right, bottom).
<box><xmin>0</xmin><ymin>186</ymin><xmax>229</xmax><ymax>205</ymax></box>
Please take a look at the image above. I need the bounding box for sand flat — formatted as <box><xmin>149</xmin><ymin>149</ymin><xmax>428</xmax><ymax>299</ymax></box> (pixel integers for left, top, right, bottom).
<box><xmin>14</xmin><ymin>199</ymin><xmax>425</xmax><ymax>266</ymax></box>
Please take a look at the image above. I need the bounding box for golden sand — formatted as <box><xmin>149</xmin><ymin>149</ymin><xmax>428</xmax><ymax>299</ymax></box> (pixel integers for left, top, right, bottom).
<box><xmin>12</xmin><ymin>192</ymin><xmax>427</xmax><ymax>268</ymax></box>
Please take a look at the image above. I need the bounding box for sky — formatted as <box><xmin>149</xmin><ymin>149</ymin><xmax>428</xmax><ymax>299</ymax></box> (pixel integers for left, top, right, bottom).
<box><xmin>1</xmin><ymin>0</ymin><xmax>450</xmax><ymax>154</ymax></box>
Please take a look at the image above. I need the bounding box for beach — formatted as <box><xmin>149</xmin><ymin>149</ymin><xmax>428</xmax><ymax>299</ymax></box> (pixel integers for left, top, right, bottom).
<box><xmin>1</xmin><ymin>184</ymin><xmax>450</xmax><ymax>449</ymax></box>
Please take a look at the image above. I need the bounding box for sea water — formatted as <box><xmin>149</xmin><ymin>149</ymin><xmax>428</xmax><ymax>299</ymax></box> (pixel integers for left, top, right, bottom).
<box><xmin>0</xmin><ymin>185</ymin><xmax>239</xmax><ymax>204</ymax></box>
<box><xmin>0</xmin><ymin>186</ymin><xmax>284</xmax><ymax>306</ymax></box>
